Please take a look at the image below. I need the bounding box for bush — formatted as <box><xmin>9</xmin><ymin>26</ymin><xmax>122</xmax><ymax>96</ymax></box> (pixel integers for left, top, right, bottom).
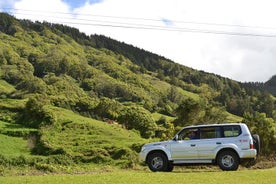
<box><xmin>243</xmin><ymin>112</ymin><xmax>276</xmax><ymax>154</ymax></box>
<box><xmin>118</xmin><ymin>106</ymin><xmax>157</xmax><ymax>138</ymax></box>
<box><xmin>22</xmin><ymin>94</ymin><xmax>56</xmax><ymax>127</ymax></box>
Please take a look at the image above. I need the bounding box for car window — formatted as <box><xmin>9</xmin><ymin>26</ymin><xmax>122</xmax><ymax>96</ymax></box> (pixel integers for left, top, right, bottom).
<box><xmin>200</xmin><ymin>127</ymin><xmax>221</xmax><ymax>139</ymax></box>
<box><xmin>222</xmin><ymin>125</ymin><xmax>241</xmax><ymax>137</ymax></box>
<box><xmin>177</xmin><ymin>128</ymin><xmax>199</xmax><ymax>140</ymax></box>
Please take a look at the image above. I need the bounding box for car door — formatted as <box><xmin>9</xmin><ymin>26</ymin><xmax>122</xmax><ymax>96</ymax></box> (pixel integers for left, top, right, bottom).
<box><xmin>196</xmin><ymin>126</ymin><xmax>223</xmax><ymax>159</ymax></box>
<box><xmin>170</xmin><ymin>128</ymin><xmax>199</xmax><ymax>159</ymax></box>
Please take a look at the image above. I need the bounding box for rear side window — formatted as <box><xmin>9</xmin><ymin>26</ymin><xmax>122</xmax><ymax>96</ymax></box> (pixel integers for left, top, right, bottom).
<box><xmin>200</xmin><ymin>127</ymin><xmax>221</xmax><ymax>139</ymax></box>
<box><xmin>222</xmin><ymin>125</ymin><xmax>241</xmax><ymax>137</ymax></box>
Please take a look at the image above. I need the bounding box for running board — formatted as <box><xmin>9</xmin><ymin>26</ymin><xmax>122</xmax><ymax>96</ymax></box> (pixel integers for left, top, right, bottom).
<box><xmin>173</xmin><ymin>159</ymin><xmax>213</xmax><ymax>164</ymax></box>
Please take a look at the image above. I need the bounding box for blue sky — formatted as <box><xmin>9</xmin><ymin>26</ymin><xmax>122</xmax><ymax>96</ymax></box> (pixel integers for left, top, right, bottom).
<box><xmin>62</xmin><ymin>0</ymin><xmax>102</xmax><ymax>8</ymax></box>
<box><xmin>1</xmin><ymin>0</ymin><xmax>276</xmax><ymax>82</ymax></box>
<box><xmin>62</xmin><ymin>0</ymin><xmax>86</xmax><ymax>8</ymax></box>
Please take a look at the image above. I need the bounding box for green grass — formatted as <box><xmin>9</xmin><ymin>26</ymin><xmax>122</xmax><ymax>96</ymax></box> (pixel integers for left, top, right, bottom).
<box><xmin>178</xmin><ymin>86</ymin><xmax>200</xmax><ymax>101</ymax></box>
<box><xmin>0</xmin><ymin>168</ymin><xmax>275</xmax><ymax>184</ymax></box>
<box><xmin>0</xmin><ymin>80</ymin><xmax>15</xmax><ymax>94</ymax></box>
<box><xmin>0</xmin><ymin>100</ymin><xmax>148</xmax><ymax>174</ymax></box>
<box><xmin>0</xmin><ymin>98</ymin><xmax>27</xmax><ymax>109</ymax></box>
<box><xmin>225</xmin><ymin>112</ymin><xmax>243</xmax><ymax>122</ymax></box>
<box><xmin>45</xmin><ymin>106</ymin><xmax>146</xmax><ymax>148</ymax></box>
<box><xmin>0</xmin><ymin>121</ymin><xmax>36</xmax><ymax>157</ymax></box>
<box><xmin>0</xmin><ymin>133</ymin><xmax>31</xmax><ymax>157</ymax></box>
<box><xmin>152</xmin><ymin>112</ymin><xmax>176</xmax><ymax>122</ymax></box>
<box><xmin>36</xmin><ymin>106</ymin><xmax>147</xmax><ymax>167</ymax></box>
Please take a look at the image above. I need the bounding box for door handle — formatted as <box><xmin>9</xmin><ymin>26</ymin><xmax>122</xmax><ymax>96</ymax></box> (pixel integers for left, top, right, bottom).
<box><xmin>190</xmin><ymin>144</ymin><xmax>196</xmax><ymax>147</ymax></box>
<box><xmin>216</xmin><ymin>142</ymin><xmax>222</xmax><ymax>145</ymax></box>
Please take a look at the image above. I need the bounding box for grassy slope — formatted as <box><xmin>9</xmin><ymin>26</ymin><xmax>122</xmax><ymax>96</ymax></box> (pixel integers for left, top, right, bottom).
<box><xmin>225</xmin><ymin>112</ymin><xmax>243</xmax><ymax>122</ymax></box>
<box><xmin>0</xmin><ymin>98</ymin><xmax>147</xmax><ymax>171</ymax></box>
<box><xmin>0</xmin><ymin>168</ymin><xmax>275</xmax><ymax>184</ymax></box>
<box><xmin>41</xmin><ymin>106</ymin><xmax>146</xmax><ymax>155</ymax></box>
<box><xmin>0</xmin><ymin>123</ymin><xmax>31</xmax><ymax>157</ymax></box>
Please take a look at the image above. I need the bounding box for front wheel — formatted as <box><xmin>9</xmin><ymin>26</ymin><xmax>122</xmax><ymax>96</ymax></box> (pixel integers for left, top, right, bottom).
<box><xmin>166</xmin><ymin>162</ymin><xmax>174</xmax><ymax>172</ymax></box>
<box><xmin>147</xmin><ymin>152</ymin><xmax>169</xmax><ymax>172</ymax></box>
<box><xmin>217</xmin><ymin>151</ymin><xmax>239</xmax><ymax>171</ymax></box>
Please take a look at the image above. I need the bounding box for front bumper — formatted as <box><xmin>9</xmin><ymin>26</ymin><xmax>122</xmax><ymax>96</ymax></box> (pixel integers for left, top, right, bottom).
<box><xmin>139</xmin><ymin>149</ymin><xmax>147</xmax><ymax>162</ymax></box>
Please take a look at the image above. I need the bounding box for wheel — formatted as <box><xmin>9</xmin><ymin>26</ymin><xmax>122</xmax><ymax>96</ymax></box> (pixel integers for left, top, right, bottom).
<box><xmin>217</xmin><ymin>151</ymin><xmax>239</xmax><ymax>171</ymax></box>
<box><xmin>252</xmin><ymin>134</ymin><xmax>260</xmax><ymax>155</ymax></box>
<box><xmin>166</xmin><ymin>162</ymin><xmax>174</xmax><ymax>172</ymax></box>
<box><xmin>241</xmin><ymin>158</ymin><xmax>257</xmax><ymax>168</ymax></box>
<box><xmin>147</xmin><ymin>152</ymin><xmax>169</xmax><ymax>172</ymax></box>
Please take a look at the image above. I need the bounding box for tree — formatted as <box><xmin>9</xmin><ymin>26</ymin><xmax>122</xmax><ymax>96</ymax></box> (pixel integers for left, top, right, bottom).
<box><xmin>94</xmin><ymin>97</ymin><xmax>122</xmax><ymax>120</ymax></box>
<box><xmin>118</xmin><ymin>106</ymin><xmax>157</xmax><ymax>138</ymax></box>
<box><xmin>17</xmin><ymin>76</ymin><xmax>47</xmax><ymax>94</ymax></box>
<box><xmin>155</xmin><ymin>116</ymin><xmax>175</xmax><ymax>140</ymax></box>
<box><xmin>173</xmin><ymin>98</ymin><xmax>202</xmax><ymax>126</ymax></box>
<box><xmin>201</xmin><ymin>105</ymin><xmax>227</xmax><ymax>123</ymax></box>
<box><xmin>256</xmin><ymin>92</ymin><xmax>274</xmax><ymax>117</ymax></box>
<box><xmin>167</xmin><ymin>86</ymin><xmax>183</xmax><ymax>104</ymax></box>
<box><xmin>243</xmin><ymin>112</ymin><xmax>276</xmax><ymax>154</ymax></box>
<box><xmin>174</xmin><ymin>97</ymin><xmax>227</xmax><ymax>126</ymax></box>
<box><xmin>0</xmin><ymin>13</ymin><xmax>17</xmax><ymax>35</ymax></box>
<box><xmin>23</xmin><ymin>94</ymin><xmax>55</xmax><ymax>128</ymax></box>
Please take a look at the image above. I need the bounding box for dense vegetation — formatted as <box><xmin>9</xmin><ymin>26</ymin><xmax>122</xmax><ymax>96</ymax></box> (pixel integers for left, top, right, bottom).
<box><xmin>0</xmin><ymin>13</ymin><xmax>276</xmax><ymax>174</ymax></box>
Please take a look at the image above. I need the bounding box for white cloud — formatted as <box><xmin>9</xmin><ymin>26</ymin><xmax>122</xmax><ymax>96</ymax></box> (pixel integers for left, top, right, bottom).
<box><xmin>12</xmin><ymin>0</ymin><xmax>71</xmax><ymax>22</ymax></box>
<box><xmin>3</xmin><ymin>0</ymin><xmax>276</xmax><ymax>82</ymax></box>
<box><xmin>14</xmin><ymin>0</ymin><xmax>69</xmax><ymax>11</ymax></box>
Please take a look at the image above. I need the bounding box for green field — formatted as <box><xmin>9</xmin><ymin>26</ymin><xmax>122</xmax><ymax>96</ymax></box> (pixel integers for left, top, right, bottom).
<box><xmin>0</xmin><ymin>168</ymin><xmax>275</xmax><ymax>184</ymax></box>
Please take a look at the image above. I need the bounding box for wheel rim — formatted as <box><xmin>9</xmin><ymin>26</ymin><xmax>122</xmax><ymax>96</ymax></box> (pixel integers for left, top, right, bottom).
<box><xmin>151</xmin><ymin>156</ymin><xmax>164</xmax><ymax>169</ymax></box>
<box><xmin>221</xmin><ymin>155</ymin><xmax>234</xmax><ymax>168</ymax></box>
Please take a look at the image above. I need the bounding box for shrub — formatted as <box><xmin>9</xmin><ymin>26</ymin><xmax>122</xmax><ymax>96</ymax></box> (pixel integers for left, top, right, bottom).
<box><xmin>118</xmin><ymin>106</ymin><xmax>157</xmax><ymax>138</ymax></box>
<box><xmin>23</xmin><ymin>94</ymin><xmax>56</xmax><ymax>127</ymax></box>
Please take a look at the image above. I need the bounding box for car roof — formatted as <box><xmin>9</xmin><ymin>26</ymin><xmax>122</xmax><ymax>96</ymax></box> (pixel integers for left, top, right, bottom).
<box><xmin>184</xmin><ymin>122</ymin><xmax>243</xmax><ymax>129</ymax></box>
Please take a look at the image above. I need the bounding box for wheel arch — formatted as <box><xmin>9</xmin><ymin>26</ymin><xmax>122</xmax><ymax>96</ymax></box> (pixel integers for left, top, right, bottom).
<box><xmin>146</xmin><ymin>150</ymin><xmax>169</xmax><ymax>164</ymax></box>
<box><xmin>215</xmin><ymin>148</ymin><xmax>240</xmax><ymax>164</ymax></box>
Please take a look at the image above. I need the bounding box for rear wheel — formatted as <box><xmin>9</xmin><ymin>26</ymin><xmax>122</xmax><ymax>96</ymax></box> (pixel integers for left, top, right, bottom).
<box><xmin>241</xmin><ymin>158</ymin><xmax>257</xmax><ymax>168</ymax></box>
<box><xmin>147</xmin><ymin>152</ymin><xmax>169</xmax><ymax>172</ymax></box>
<box><xmin>217</xmin><ymin>151</ymin><xmax>239</xmax><ymax>171</ymax></box>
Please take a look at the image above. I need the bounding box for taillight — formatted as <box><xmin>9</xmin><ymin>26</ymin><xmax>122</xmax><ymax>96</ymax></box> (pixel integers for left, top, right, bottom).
<box><xmin>250</xmin><ymin>143</ymin><xmax>254</xmax><ymax>149</ymax></box>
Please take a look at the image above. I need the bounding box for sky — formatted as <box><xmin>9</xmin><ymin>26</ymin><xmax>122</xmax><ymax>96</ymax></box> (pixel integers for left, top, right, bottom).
<box><xmin>1</xmin><ymin>0</ymin><xmax>276</xmax><ymax>82</ymax></box>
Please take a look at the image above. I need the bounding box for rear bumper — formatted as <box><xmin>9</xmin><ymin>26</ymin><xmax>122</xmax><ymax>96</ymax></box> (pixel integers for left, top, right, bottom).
<box><xmin>239</xmin><ymin>149</ymin><xmax>257</xmax><ymax>158</ymax></box>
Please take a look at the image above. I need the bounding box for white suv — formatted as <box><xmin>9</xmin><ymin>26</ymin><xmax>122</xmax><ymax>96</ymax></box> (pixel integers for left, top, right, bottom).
<box><xmin>139</xmin><ymin>123</ymin><xmax>259</xmax><ymax>171</ymax></box>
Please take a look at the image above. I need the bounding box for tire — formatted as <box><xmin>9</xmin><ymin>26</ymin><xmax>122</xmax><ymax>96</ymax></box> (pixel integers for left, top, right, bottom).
<box><xmin>217</xmin><ymin>151</ymin><xmax>239</xmax><ymax>171</ymax></box>
<box><xmin>147</xmin><ymin>152</ymin><xmax>169</xmax><ymax>172</ymax></box>
<box><xmin>241</xmin><ymin>158</ymin><xmax>257</xmax><ymax>168</ymax></box>
<box><xmin>252</xmin><ymin>134</ymin><xmax>260</xmax><ymax>155</ymax></box>
<box><xmin>166</xmin><ymin>162</ymin><xmax>174</xmax><ymax>172</ymax></box>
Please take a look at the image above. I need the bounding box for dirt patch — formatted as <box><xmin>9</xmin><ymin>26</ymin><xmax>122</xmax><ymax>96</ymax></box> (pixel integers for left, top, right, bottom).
<box><xmin>249</xmin><ymin>155</ymin><xmax>276</xmax><ymax>169</ymax></box>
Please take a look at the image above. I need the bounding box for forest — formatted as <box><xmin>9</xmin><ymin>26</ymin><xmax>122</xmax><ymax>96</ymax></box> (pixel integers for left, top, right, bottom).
<box><xmin>0</xmin><ymin>12</ymin><xmax>276</xmax><ymax>173</ymax></box>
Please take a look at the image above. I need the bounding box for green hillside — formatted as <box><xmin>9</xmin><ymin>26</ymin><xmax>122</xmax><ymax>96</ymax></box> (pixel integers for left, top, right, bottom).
<box><xmin>0</xmin><ymin>12</ymin><xmax>276</xmax><ymax>175</ymax></box>
<box><xmin>0</xmin><ymin>98</ymin><xmax>146</xmax><ymax>174</ymax></box>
